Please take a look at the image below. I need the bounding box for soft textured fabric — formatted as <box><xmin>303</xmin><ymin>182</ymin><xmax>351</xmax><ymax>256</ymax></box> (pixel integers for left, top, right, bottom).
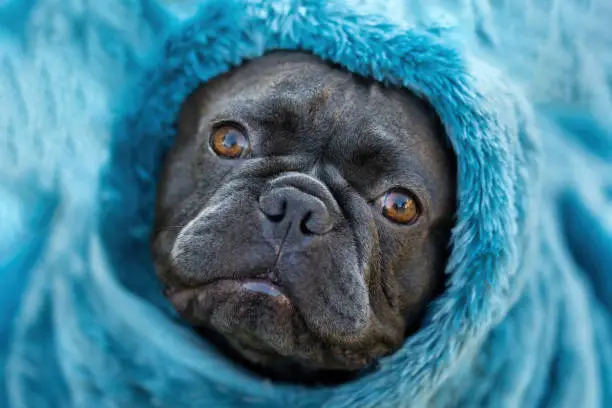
<box><xmin>1</xmin><ymin>0</ymin><xmax>611</xmax><ymax>407</ymax></box>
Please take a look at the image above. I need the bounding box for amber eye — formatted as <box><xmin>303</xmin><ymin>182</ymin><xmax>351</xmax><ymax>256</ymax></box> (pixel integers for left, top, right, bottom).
<box><xmin>210</xmin><ymin>125</ymin><xmax>249</xmax><ymax>158</ymax></box>
<box><xmin>379</xmin><ymin>190</ymin><xmax>420</xmax><ymax>224</ymax></box>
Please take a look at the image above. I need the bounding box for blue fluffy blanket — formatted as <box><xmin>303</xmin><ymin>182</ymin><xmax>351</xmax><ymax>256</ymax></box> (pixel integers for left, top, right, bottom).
<box><xmin>1</xmin><ymin>0</ymin><xmax>612</xmax><ymax>406</ymax></box>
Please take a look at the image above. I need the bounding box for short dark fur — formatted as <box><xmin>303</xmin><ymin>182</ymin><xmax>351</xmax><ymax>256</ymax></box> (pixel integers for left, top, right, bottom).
<box><xmin>152</xmin><ymin>52</ymin><xmax>456</xmax><ymax>384</ymax></box>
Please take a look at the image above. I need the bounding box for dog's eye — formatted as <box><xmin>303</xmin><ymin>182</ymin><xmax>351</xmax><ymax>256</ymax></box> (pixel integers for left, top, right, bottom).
<box><xmin>379</xmin><ymin>190</ymin><xmax>420</xmax><ymax>224</ymax></box>
<box><xmin>210</xmin><ymin>125</ymin><xmax>249</xmax><ymax>158</ymax></box>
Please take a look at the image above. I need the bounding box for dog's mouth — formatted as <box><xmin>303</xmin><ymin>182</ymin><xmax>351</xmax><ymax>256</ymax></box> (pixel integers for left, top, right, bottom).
<box><xmin>240</xmin><ymin>280</ymin><xmax>286</xmax><ymax>297</ymax></box>
<box><xmin>163</xmin><ymin>277</ymin><xmax>292</xmax><ymax>319</ymax></box>
<box><xmin>163</xmin><ymin>276</ymin><xmax>309</xmax><ymax>367</ymax></box>
<box><xmin>160</xmin><ymin>272</ymin><xmax>389</xmax><ymax>382</ymax></box>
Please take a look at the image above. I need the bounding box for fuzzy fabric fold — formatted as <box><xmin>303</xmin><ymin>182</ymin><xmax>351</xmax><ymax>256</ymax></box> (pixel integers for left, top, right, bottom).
<box><xmin>1</xmin><ymin>0</ymin><xmax>611</xmax><ymax>407</ymax></box>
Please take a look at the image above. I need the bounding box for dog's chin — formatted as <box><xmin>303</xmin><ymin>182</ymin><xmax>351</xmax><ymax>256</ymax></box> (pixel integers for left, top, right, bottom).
<box><xmin>164</xmin><ymin>278</ymin><xmax>386</xmax><ymax>382</ymax></box>
<box><xmin>165</xmin><ymin>278</ymin><xmax>296</xmax><ymax>353</ymax></box>
<box><xmin>194</xmin><ymin>325</ymin><xmax>381</xmax><ymax>385</ymax></box>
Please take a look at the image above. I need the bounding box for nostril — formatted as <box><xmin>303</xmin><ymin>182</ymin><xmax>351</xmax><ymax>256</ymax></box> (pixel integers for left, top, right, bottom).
<box><xmin>265</xmin><ymin>200</ymin><xmax>286</xmax><ymax>223</ymax></box>
<box><xmin>259</xmin><ymin>192</ymin><xmax>287</xmax><ymax>222</ymax></box>
<box><xmin>299</xmin><ymin>211</ymin><xmax>314</xmax><ymax>235</ymax></box>
<box><xmin>302</xmin><ymin>209</ymin><xmax>333</xmax><ymax>235</ymax></box>
<box><xmin>267</xmin><ymin>211</ymin><xmax>285</xmax><ymax>223</ymax></box>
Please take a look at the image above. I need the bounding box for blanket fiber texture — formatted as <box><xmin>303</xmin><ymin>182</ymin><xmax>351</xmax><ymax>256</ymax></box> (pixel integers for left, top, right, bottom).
<box><xmin>1</xmin><ymin>0</ymin><xmax>612</xmax><ymax>407</ymax></box>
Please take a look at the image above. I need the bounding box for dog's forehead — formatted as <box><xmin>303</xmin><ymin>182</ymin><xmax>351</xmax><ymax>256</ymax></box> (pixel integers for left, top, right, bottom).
<box><xmin>199</xmin><ymin>54</ymin><xmax>438</xmax><ymax>150</ymax></box>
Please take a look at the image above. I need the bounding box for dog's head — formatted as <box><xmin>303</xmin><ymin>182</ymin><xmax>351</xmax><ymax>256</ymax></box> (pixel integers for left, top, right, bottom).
<box><xmin>152</xmin><ymin>52</ymin><xmax>456</xmax><ymax>383</ymax></box>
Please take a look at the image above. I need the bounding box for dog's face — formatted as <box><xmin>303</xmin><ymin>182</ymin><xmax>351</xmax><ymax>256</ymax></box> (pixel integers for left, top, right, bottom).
<box><xmin>152</xmin><ymin>52</ymin><xmax>456</xmax><ymax>382</ymax></box>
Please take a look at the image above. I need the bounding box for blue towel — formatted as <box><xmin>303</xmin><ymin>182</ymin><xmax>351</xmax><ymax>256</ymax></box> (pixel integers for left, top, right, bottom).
<box><xmin>1</xmin><ymin>0</ymin><xmax>611</xmax><ymax>406</ymax></box>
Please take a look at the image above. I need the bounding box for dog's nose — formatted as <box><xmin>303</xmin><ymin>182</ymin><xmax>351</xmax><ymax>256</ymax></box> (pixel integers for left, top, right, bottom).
<box><xmin>259</xmin><ymin>187</ymin><xmax>332</xmax><ymax>235</ymax></box>
<box><xmin>259</xmin><ymin>174</ymin><xmax>337</xmax><ymax>236</ymax></box>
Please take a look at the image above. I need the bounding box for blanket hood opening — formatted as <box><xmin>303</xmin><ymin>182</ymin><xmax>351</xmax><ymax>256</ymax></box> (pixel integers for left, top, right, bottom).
<box><xmin>98</xmin><ymin>0</ymin><xmax>541</xmax><ymax>405</ymax></box>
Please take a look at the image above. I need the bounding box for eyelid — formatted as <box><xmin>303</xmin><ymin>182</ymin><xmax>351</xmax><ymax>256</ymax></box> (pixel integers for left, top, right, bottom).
<box><xmin>199</xmin><ymin>110</ymin><xmax>251</xmax><ymax>134</ymax></box>
<box><xmin>209</xmin><ymin>119</ymin><xmax>249</xmax><ymax>134</ymax></box>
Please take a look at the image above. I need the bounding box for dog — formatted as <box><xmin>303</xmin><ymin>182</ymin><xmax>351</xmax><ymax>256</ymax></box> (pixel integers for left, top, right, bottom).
<box><xmin>152</xmin><ymin>51</ymin><xmax>456</xmax><ymax>384</ymax></box>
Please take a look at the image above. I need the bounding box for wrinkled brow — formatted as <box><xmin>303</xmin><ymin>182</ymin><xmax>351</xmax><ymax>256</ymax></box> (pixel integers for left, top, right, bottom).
<box><xmin>204</xmin><ymin>86</ymin><xmax>331</xmax><ymax>131</ymax></box>
<box><xmin>330</xmin><ymin>116</ymin><xmax>402</xmax><ymax>162</ymax></box>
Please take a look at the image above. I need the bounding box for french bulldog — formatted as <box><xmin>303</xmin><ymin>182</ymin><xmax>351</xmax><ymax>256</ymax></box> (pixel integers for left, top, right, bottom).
<box><xmin>152</xmin><ymin>51</ymin><xmax>456</xmax><ymax>384</ymax></box>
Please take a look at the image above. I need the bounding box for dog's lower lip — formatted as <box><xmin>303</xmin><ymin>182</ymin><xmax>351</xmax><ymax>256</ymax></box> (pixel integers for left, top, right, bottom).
<box><xmin>165</xmin><ymin>278</ymin><xmax>287</xmax><ymax>300</ymax></box>
<box><xmin>241</xmin><ymin>280</ymin><xmax>284</xmax><ymax>297</ymax></box>
<box><xmin>164</xmin><ymin>278</ymin><xmax>292</xmax><ymax>320</ymax></box>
